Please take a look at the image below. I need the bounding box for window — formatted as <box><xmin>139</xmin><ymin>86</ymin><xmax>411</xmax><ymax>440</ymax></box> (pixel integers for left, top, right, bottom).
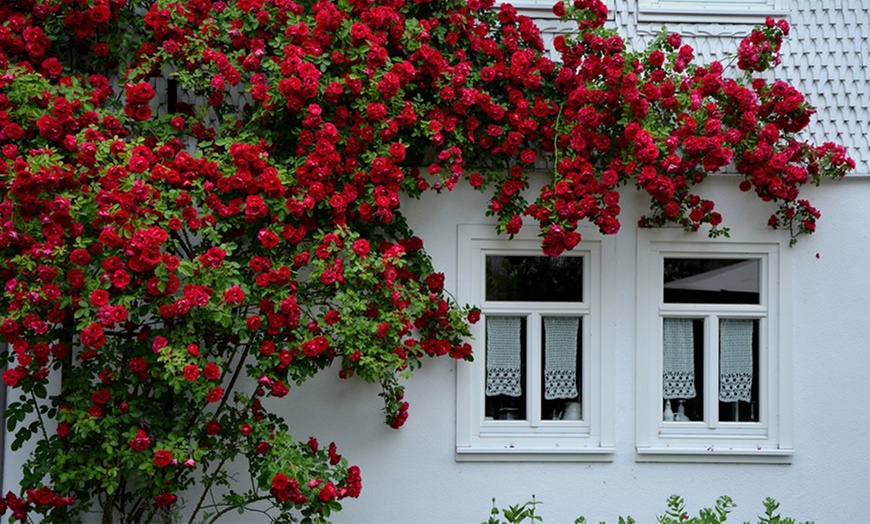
<box><xmin>637</xmin><ymin>0</ymin><xmax>789</xmax><ymax>24</ymax></box>
<box><xmin>636</xmin><ymin>231</ymin><xmax>793</xmax><ymax>462</ymax></box>
<box><xmin>456</xmin><ymin>225</ymin><xmax>613</xmax><ymax>460</ymax></box>
<box><xmin>505</xmin><ymin>0</ymin><xmax>614</xmax><ymax>18</ymax></box>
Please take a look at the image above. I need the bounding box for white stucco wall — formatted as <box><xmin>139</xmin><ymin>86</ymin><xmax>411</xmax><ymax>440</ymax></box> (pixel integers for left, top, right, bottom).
<box><xmin>268</xmin><ymin>175</ymin><xmax>870</xmax><ymax>523</ymax></box>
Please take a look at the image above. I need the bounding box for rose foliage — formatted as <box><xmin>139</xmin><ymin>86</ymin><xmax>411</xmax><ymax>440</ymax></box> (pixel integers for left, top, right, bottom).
<box><xmin>0</xmin><ymin>0</ymin><xmax>853</xmax><ymax>521</ymax></box>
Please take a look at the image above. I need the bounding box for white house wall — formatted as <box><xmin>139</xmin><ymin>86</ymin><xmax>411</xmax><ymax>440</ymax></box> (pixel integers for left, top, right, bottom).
<box><xmin>275</xmin><ymin>174</ymin><xmax>870</xmax><ymax>524</ymax></box>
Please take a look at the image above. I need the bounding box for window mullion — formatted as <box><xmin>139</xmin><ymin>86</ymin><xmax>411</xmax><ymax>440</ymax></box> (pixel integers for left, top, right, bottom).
<box><xmin>528</xmin><ymin>312</ymin><xmax>542</xmax><ymax>428</ymax></box>
<box><xmin>707</xmin><ymin>314</ymin><xmax>719</xmax><ymax>429</ymax></box>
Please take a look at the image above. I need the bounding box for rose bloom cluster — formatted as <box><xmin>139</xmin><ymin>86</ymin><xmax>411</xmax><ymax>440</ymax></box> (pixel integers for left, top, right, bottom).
<box><xmin>0</xmin><ymin>0</ymin><xmax>853</xmax><ymax>522</ymax></box>
<box><xmin>524</xmin><ymin>5</ymin><xmax>853</xmax><ymax>254</ymax></box>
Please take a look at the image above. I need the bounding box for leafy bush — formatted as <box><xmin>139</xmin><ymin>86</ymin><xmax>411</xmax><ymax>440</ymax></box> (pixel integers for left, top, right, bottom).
<box><xmin>484</xmin><ymin>495</ymin><xmax>813</xmax><ymax>524</ymax></box>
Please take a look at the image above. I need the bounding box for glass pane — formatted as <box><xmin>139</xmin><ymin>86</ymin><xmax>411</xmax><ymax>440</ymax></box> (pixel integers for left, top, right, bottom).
<box><xmin>541</xmin><ymin>317</ymin><xmax>582</xmax><ymax>421</ymax></box>
<box><xmin>485</xmin><ymin>316</ymin><xmax>526</xmax><ymax>421</ymax></box>
<box><xmin>663</xmin><ymin>258</ymin><xmax>760</xmax><ymax>304</ymax></box>
<box><xmin>486</xmin><ymin>256</ymin><xmax>583</xmax><ymax>302</ymax></box>
<box><xmin>663</xmin><ymin>318</ymin><xmax>705</xmax><ymax>422</ymax></box>
<box><xmin>719</xmin><ymin>318</ymin><xmax>760</xmax><ymax>422</ymax></box>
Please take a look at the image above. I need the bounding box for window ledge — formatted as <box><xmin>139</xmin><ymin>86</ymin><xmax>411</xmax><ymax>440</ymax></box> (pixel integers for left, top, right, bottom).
<box><xmin>636</xmin><ymin>446</ymin><xmax>793</xmax><ymax>464</ymax></box>
<box><xmin>457</xmin><ymin>445</ymin><xmax>615</xmax><ymax>462</ymax></box>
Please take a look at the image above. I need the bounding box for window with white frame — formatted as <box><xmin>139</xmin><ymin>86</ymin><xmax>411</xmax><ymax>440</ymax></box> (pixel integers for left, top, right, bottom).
<box><xmin>456</xmin><ymin>225</ymin><xmax>613</xmax><ymax>460</ymax></box>
<box><xmin>637</xmin><ymin>0</ymin><xmax>788</xmax><ymax>24</ymax></box>
<box><xmin>503</xmin><ymin>0</ymin><xmax>614</xmax><ymax>20</ymax></box>
<box><xmin>635</xmin><ymin>232</ymin><xmax>793</xmax><ymax>462</ymax></box>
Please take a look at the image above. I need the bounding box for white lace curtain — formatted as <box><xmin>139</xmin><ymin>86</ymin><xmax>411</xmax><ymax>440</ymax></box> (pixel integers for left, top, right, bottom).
<box><xmin>486</xmin><ymin>317</ymin><xmax>522</xmax><ymax>397</ymax></box>
<box><xmin>719</xmin><ymin>319</ymin><xmax>754</xmax><ymax>402</ymax></box>
<box><xmin>544</xmin><ymin>317</ymin><xmax>579</xmax><ymax>400</ymax></box>
<box><xmin>662</xmin><ymin>318</ymin><xmax>696</xmax><ymax>399</ymax></box>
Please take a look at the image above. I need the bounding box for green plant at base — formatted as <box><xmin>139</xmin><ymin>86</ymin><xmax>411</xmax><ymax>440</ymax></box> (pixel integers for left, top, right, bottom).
<box><xmin>485</xmin><ymin>496</ymin><xmax>543</xmax><ymax>524</ymax></box>
<box><xmin>483</xmin><ymin>496</ymin><xmax>812</xmax><ymax>524</ymax></box>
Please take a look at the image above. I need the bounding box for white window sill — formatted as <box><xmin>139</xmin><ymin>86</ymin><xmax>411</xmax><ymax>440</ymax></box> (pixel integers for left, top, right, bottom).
<box><xmin>636</xmin><ymin>446</ymin><xmax>793</xmax><ymax>464</ymax></box>
<box><xmin>457</xmin><ymin>445</ymin><xmax>615</xmax><ymax>462</ymax></box>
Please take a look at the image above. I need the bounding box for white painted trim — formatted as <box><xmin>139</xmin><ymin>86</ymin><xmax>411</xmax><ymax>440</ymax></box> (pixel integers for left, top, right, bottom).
<box><xmin>455</xmin><ymin>224</ymin><xmax>615</xmax><ymax>460</ymax></box>
<box><xmin>637</xmin><ymin>0</ymin><xmax>789</xmax><ymax>24</ymax></box>
<box><xmin>507</xmin><ymin>0</ymin><xmax>615</xmax><ymax>20</ymax></box>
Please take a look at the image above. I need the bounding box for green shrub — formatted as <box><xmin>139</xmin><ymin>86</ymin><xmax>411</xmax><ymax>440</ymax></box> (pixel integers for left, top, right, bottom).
<box><xmin>484</xmin><ymin>495</ymin><xmax>813</xmax><ymax>524</ymax></box>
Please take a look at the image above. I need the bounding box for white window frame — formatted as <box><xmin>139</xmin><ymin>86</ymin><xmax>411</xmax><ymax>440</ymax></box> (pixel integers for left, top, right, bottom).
<box><xmin>456</xmin><ymin>225</ymin><xmax>614</xmax><ymax>461</ymax></box>
<box><xmin>501</xmin><ymin>0</ymin><xmax>614</xmax><ymax>20</ymax></box>
<box><xmin>637</xmin><ymin>0</ymin><xmax>789</xmax><ymax>24</ymax></box>
<box><xmin>635</xmin><ymin>230</ymin><xmax>793</xmax><ymax>463</ymax></box>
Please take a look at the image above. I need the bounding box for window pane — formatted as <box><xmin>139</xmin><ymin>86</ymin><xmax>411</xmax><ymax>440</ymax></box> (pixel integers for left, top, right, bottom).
<box><xmin>719</xmin><ymin>318</ymin><xmax>760</xmax><ymax>423</ymax></box>
<box><xmin>485</xmin><ymin>316</ymin><xmax>526</xmax><ymax>421</ymax></box>
<box><xmin>663</xmin><ymin>318</ymin><xmax>705</xmax><ymax>422</ymax></box>
<box><xmin>541</xmin><ymin>317</ymin><xmax>582</xmax><ymax>421</ymax></box>
<box><xmin>486</xmin><ymin>256</ymin><xmax>583</xmax><ymax>302</ymax></box>
<box><xmin>663</xmin><ymin>258</ymin><xmax>760</xmax><ymax>304</ymax></box>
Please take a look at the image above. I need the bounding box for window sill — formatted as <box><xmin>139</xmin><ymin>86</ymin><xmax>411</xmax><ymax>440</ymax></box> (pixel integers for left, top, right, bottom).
<box><xmin>457</xmin><ymin>445</ymin><xmax>615</xmax><ymax>462</ymax></box>
<box><xmin>636</xmin><ymin>446</ymin><xmax>793</xmax><ymax>464</ymax></box>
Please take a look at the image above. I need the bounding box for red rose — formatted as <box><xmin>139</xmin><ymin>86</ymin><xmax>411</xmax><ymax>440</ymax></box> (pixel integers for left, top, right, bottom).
<box><xmin>258</xmin><ymin>229</ymin><xmax>279</xmax><ymax>249</ymax></box>
<box><xmin>91</xmin><ymin>387</ymin><xmax>111</xmax><ymax>405</ymax></box>
<box><xmin>129</xmin><ymin>429</ymin><xmax>151</xmax><ymax>451</ymax></box>
<box><xmin>125</xmin><ymin>82</ymin><xmax>155</xmax><ymax>104</ymax></box>
<box><xmin>183</xmin><ymin>364</ymin><xmax>199</xmax><ymax>381</ymax></box>
<box><xmin>81</xmin><ymin>323</ymin><xmax>106</xmax><ymax>348</ymax></box>
<box><xmin>223</xmin><ymin>285</ymin><xmax>245</xmax><ymax>305</ymax></box>
<box><xmin>318</xmin><ymin>482</ymin><xmax>337</xmax><ymax>502</ymax></box>
<box><xmin>505</xmin><ymin>215</ymin><xmax>523</xmax><ymax>235</ymax></box>
<box><xmin>271</xmin><ymin>380</ymin><xmax>289</xmax><ymax>398</ymax></box>
<box><xmin>206</xmin><ymin>386</ymin><xmax>223</xmax><ymax>402</ymax></box>
<box><xmin>128</xmin><ymin>357</ymin><xmax>147</xmax><ymax>374</ymax></box>
<box><xmin>425</xmin><ymin>272</ymin><xmax>445</xmax><ymax>293</ymax></box>
<box><xmin>203</xmin><ymin>362</ymin><xmax>220</xmax><ymax>380</ymax></box>
<box><xmin>272</xmin><ymin>473</ymin><xmax>289</xmax><ymax>491</ymax></box>
<box><xmin>345</xmin><ymin>465</ymin><xmax>362</xmax><ymax>498</ymax></box>
<box><xmin>4</xmin><ymin>122</ymin><xmax>23</xmax><ymax>140</ymax></box>
<box><xmin>328</xmin><ymin>442</ymin><xmax>341</xmax><ymax>465</ymax></box>
<box><xmin>246</xmin><ymin>316</ymin><xmax>262</xmax><ymax>330</ymax></box>
<box><xmin>154</xmin><ymin>490</ymin><xmax>177</xmax><ymax>508</ymax></box>
<box><xmin>154</xmin><ymin>449</ymin><xmax>172</xmax><ymax>467</ymax></box>
<box><xmin>206</xmin><ymin>419</ymin><xmax>221</xmax><ymax>435</ymax></box>
<box><xmin>69</xmin><ymin>249</ymin><xmax>91</xmax><ymax>266</ymax></box>
<box><xmin>88</xmin><ymin>5</ymin><xmax>111</xmax><ymax>23</ymax></box>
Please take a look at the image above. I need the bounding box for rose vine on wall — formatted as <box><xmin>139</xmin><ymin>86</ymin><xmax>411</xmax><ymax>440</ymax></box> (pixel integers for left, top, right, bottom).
<box><xmin>0</xmin><ymin>0</ymin><xmax>852</xmax><ymax>521</ymax></box>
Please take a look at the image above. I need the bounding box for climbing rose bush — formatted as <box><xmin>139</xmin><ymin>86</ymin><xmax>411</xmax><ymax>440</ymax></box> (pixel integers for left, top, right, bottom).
<box><xmin>0</xmin><ymin>0</ymin><xmax>852</xmax><ymax>521</ymax></box>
